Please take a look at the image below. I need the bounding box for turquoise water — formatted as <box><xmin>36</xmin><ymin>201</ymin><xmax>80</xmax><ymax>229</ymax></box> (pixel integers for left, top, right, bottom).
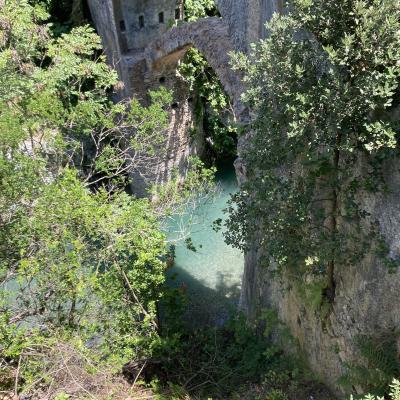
<box><xmin>166</xmin><ymin>163</ymin><xmax>244</xmax><ymax>327</ymax></box>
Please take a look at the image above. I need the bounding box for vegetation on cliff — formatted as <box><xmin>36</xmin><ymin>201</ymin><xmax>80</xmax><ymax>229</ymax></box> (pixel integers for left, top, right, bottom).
<box><xmin>226</xmin><ymin>0</ymin><xmax>400</xmax><ymax>313</ymax></box>
<box><xmin>179</xmin><ymin>0</ymin><xmax>237</xmax><ymax>157</ymax></box>
<box><xmin>224</xmin><ymin>0</ymin><xmax>400</xmax><ymax>395</ymax></box>
<box><xmin>354</xmin><ymin>379</ymin><xmax>400</xmax><ymax>400</ymax></box>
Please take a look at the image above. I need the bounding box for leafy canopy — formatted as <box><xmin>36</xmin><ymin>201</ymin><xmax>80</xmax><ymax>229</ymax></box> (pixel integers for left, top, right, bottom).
<box><xmin>0</xmin><ymin>1</ymin><xmax>173</xmax><ymax>394</ymax></box>
<box><xmin>179</xmin><ymin>0</ymin><xmax>237</xmax><ymax>156</ymax></box>
<box><xmin>226</xmin><ymin>0</ymin><xmax>400</xmax><ymax>297</ymax></box>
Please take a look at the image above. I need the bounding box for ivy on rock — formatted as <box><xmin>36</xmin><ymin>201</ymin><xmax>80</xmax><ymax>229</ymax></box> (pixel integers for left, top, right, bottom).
<box><xmin>179</xmin><ymin>0</ymin><xmax>237</xmax><ymax>157</ymax></box>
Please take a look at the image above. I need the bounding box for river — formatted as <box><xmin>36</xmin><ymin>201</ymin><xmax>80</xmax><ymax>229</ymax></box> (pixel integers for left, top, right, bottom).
<box><xmin>166</xmin><ymin>163</ymin><xmax>244</xmax><ymax>327</ymax></box>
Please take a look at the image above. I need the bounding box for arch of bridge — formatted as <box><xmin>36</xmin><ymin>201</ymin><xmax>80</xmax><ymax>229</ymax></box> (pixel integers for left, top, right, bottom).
<box><xmin>144</xmin><ymin>17</ymin><xmax>245</xmax><ymax>108</ymax></box>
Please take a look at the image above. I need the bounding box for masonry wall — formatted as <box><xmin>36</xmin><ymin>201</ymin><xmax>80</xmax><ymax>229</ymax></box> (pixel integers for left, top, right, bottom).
<box><xmin>88</xmin><ymin>0</ymin><xmax>203</xmax><ymax>197</ymax></box>
<box><xmin>116</xmin><ymin>0</ymin><xmax>184</xmax><ymax>52</ymax></box>
<box><xmin>127</xmin><ymin>56</ymin><xmax>205</xmax><ymax>196</ymax></box>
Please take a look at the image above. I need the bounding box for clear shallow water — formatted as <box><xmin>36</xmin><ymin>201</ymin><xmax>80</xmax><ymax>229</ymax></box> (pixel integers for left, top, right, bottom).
<box><xmin>166</xmin><ymin>163</ymin><xmax>244</xmax><ymax>327</ymax></box>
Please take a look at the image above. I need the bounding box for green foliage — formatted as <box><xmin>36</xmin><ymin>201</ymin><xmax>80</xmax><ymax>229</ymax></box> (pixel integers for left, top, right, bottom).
<box><xmin>0</xmin><ymin>2</ymin><xmax>222</xmax><ymax>397</ymax></box>
<box><xmin>151</xmin><ymin>313</ymin><xmax>289</xmax><ymax>399</ymax></box>
<box><xmin>0</xmin><ymin>1</ymin><xmax>178</xmax><ymax>396</ymax></box>
<box><xmin>351</xmin><ymin>379</ymin><xmax>400</xmax><ymax>400</ymax></box>
<box><xmin>150</xmin><ymin>156</ymin><xmax>217</xmax><ymax>220</ymax></box>
<box><xmin>339</xmin><ymin>335</ymin><xmax>400</xmax><ymax>396</ymax></box>
<box><xmin>225</xmin><ymin>0</ymin><xmax>400</xmax><ymax>299</ymax></box>
<box><xmin>265</xmin><ymin>389</ymin><xmax>288</xmax><ymax>400</ymax></box>
<box><xmin>179</xmin><ymin>0</ymin><xmax>237</xmax><ymax>157</ymax></box>
<box><xmin>184</xmin><ymin>0</ymin><xmax>218</xmax><ymax>21</ymax></box>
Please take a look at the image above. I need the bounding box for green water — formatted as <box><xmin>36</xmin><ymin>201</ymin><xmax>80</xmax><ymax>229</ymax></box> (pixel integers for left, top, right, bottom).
<box><xmin>166</xmin><ymin>163</ymin><xmax>244</xmax><ymax>327</ymax></box>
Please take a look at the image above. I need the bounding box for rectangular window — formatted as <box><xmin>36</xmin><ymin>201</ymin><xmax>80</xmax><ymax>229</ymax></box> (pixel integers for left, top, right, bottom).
<box><xmin>139</xmin><ymin>15</ymin><xmax>144</xmax><ymax>28</ymax></box>
<box><xmin>175</xmin><ymin>8</ymin><xmax>181</xmax><ymax>20</ymax></box>
<box><xmin>119</xmin><ymin>20</ymin><xmax>126</xmax><ymax>32</ymax></box>
<box><xmin>159</xmin><ymin>12</ymin><xmax>164</xmax><ymax>23</ymax></box>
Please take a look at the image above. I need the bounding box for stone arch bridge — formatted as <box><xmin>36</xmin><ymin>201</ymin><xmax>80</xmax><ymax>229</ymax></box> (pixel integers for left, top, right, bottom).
<box><xmin>87</xmin><ymin>0</ymin><xmax>245</xmax><ymax>109</ymax></box>
<box><xmin>87</xmin><ymin>0</ymin><xmax>247</xmax><ymax>195</ymax></box>
<box><xmin>144</xmin><ymin>17</ymin><xmax>245</xmax><ymax>109</ymax></box>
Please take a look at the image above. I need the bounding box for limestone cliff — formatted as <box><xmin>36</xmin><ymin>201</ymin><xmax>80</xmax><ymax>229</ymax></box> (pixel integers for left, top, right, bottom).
<box><xmin>217</xmin><ymin>0</ymin><xmax>284</xmax><ymax>52</ymax></box>
<box><xmin>232</xmin><ymin>3</ymin><xmax>400</xmax><ymax>397</ymax></box>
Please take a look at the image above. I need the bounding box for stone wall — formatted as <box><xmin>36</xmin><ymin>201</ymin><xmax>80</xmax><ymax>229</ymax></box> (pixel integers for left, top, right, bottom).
<box><xmin>87</xmin><ymin>0</ymin><xmax>202</xmax><ymax>196</ymax></box>
<box><xmin>126</xmin><ymin>53</ymin><xmax>204</xmax><ymax>196</ymax></box>
<box><xmin>144</xmin><ymin>17</ymin><xmax>245</xmax><ymax>114</ymax></box>
<box><xmin>115</xmin><ymin>0</ymin><xmax>183</xmax><ymax>52</ymax></box>
<box><xmin>87</xmin><ymin>0</ymin><xmax>249</xmax><ymax>196</ymax></box>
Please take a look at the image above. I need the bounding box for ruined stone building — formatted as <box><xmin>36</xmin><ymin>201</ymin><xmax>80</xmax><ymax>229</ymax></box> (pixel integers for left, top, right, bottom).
<box><xmin>112</xmin><ymin>0</ymin><xmax>184</xmax><ymax>53</ymax></box>
<box><xmin>86</xmin><ymin>0</ymin><xmax>263</xmax><ymax>194</ymax></box>
<box><xmin>88</xmin><ymin>0</ymin><xmax>201</xmax><ymax>195</ymax></box>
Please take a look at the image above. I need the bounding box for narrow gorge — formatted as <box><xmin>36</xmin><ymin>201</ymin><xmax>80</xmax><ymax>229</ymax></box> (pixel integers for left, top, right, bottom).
<box><xmin>1</xmin><ymin>0</ymin><xmax>399</xmax><ymax>398</ymax></box>
<box><xmin>87</xmin><ymin>0</ymin><xmax>400</xmax><ymax>396</ymax></box>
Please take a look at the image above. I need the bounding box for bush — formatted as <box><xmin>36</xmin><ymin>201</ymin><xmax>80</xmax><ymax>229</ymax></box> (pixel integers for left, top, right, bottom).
<box><xmin>352</xmin><ymin>379</ymin><xmax>400</xmax><ymax>400</ymax></box>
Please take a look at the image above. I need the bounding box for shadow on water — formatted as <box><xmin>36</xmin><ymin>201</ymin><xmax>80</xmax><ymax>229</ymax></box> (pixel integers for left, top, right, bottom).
<box><xmin>166</xmin><ymin>265</ymin><xmax>241</xmax><ymax>328</ymax></box>
<box><xmin>164</xmin><ymin>161</ymin><xmax>244</xmax><ymax>329</ymax></box>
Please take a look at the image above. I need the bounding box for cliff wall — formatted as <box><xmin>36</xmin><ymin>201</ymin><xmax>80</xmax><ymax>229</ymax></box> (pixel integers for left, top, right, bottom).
<box><xmin>232</xmin><ymin>2</ymin><xmax>400</xmax><ymax>396</ymax></box>
<box><xmin>88</xmin><ymin>0</ymin><xmax>400</xmax><ymax>395</ymax></box>
<box><xmin>216</xmin><ymin>0</ymin><xmax>284</xmax><ymax>52</ymax></box>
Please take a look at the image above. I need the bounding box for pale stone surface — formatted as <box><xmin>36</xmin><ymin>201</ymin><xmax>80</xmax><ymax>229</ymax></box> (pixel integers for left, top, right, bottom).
<box><xmin>217</xmin><ymin>0</ymin><xmax>285</xmax><ymax>52</ymax></box>
<box><xmin>240</xmin><ymin>168</ymin><xmax>400</xmax><ymax>394</ymax></box>
<box><xmin>113</xmin><ymin>0</ymin><xmax>184</xmax><ymax>52</ymax></box>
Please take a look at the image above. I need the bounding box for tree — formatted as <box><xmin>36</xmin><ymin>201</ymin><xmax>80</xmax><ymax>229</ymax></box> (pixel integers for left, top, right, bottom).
<box><xmin>0</xmin><ymin>1</ymin><xmax>175</xmax><ymax>396</ymax></box>
<box><xmin>226</xmin><ymin>0</ymin><xmax>400</xmax><ymax>304</ymax></box>
<box><xmin>351</xmin><ymin>379</ymin><xmax>400</xmax><ymax>400</ymax></box>
<box><xmin>178</xmin><ymin>0</ymin><xmax>237</xmax><ymax>157</ymax></box>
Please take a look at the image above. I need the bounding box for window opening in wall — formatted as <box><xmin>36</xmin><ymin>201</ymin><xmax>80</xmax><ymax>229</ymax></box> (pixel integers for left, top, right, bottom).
<box><xmin>119</xmin><ymin>20</ymin><xmax>126</xmax><ymax>32</ymax></box>
<box><xmin>159</xmin><ymin>77</ymin><xmax>166</xmax><ymax>84</ymax></box>
<box><xmin>139</xmin><ymin>15</ymin><xmax>144</xmax><ymax>28</ymax></box>
<box><xmin>175</xmin><ymin>8</ymin><xmax>181</xmax><ymax>20</ymax></box>
<box><xmin>159</xmin><ymin>12</ymin><xmax>164</xmax><ymax>23</ymax></box>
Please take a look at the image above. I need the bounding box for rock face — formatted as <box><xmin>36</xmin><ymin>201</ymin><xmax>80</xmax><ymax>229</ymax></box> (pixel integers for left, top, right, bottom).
<box><xmin>216</xmin><ymin>0</ymin><xmax>284</xmax><ymax>52</ymax></box>
<box><xmin>230</xmin><ymin>4</ymin><xmax>400</xmax><ymax>398</ymax></box>
<box><xmin>240</xmin><ymin>157</ymin><xmax>400</xmax><ymax>395</ymax></box>
<box><xmin>220</xmin><ymin>0</ymin><xmax>400</xmax><ymax>395</ymax></box>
